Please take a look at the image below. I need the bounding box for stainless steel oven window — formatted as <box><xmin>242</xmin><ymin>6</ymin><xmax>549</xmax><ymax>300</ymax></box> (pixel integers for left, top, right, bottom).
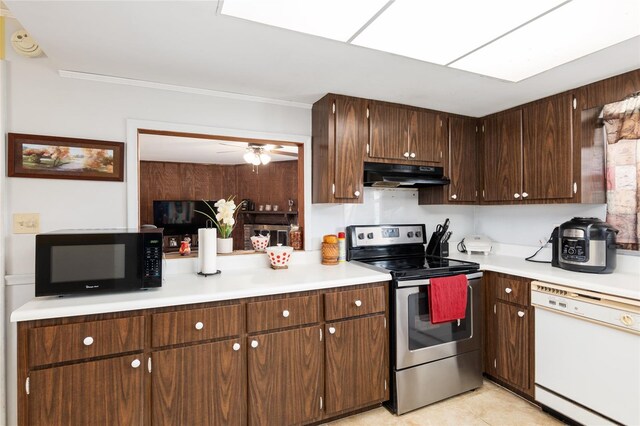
<box><xmin>395</xmin><ymin>275</ymin><xmax>482</xmax><ymax>370</ymax></box>
<box><xmin>407</xmin><ymin>287</ymin><xmax>472</xmax><ymax>351</ymax></box>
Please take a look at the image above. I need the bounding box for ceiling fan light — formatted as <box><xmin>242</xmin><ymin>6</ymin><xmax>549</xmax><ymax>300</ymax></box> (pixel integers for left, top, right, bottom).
<box><xmin>252</xmin><ymin>156</ymin><xmax>262</xmax><ymax>166</ymax></box>
<box><xmin>260</xmin><ymin>153</ymin><xmax>272</xmax><ymax>165</ymax></box>
<box><xmin>243</xmin><ymin>151</ymin><xmax>255</xmax><ymax>163</ymax></box>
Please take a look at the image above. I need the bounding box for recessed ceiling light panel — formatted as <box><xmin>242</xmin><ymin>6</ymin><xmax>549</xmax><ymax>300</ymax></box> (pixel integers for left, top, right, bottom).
<box><xmin>352</xmin><ymin>0</ymin><xmax>565</xmax><ymax>65</ymax></box>
<box><xmin>221</xmin><ymin>0</ymin><xmax>390</xmax><ymax>42</ymax></box>
<box><xmin>450</xmin><ymin>0</ymin><xmax>640</xmax><ymax>81</ymax></box>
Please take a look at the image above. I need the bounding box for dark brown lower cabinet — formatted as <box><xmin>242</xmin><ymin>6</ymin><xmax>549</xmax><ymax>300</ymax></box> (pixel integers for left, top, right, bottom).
<box><xmin>325</xmin><ymin>314</ymin><xmax>388</xmax><ymax>415</ymax></box>
<box><xmin>151</xmin><ymin>340</ymin><xmax>245</xmax><ymax>426</ymax></box>
<box><xmin>484</xmin><ymin>272</ymin><xmax>534</xmax><ymax>398</ymax></box>
<box><xmin>247</xmin><ymin>325</ymin><xmax>323</xmax><ymax>426</ymax></box>
<box><xmin>495</xmin><ymin>302</ymin><xmax>530</xmax><ymax>391</ymax></box>
<box><xmin>28</xmin><ymin>354</ymin><xmax>144</xmax><ymax>426</ymax></box>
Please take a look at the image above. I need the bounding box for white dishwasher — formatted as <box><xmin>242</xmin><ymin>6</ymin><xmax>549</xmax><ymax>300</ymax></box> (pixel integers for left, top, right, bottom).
<box><xmin>531</xmin><ymin>281</ymin><xmax>640</xmax><ymax>426</ymax></box>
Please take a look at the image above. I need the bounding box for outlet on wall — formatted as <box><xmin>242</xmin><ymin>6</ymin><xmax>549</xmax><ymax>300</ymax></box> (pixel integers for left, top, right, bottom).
<box><xmin>13</xmin><ymin>213</ymin><xmax>40</xmax><ymax>234</ymax></box>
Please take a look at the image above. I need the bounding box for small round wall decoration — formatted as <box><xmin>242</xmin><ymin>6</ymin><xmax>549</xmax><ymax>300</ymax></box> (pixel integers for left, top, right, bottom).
<box><xmin>11</xmin><ymin>30</ymin><xmax>43</xmax><ymax>58</ymax></box>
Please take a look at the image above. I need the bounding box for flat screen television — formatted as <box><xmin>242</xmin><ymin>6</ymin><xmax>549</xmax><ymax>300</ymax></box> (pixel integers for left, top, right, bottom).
<box><xmin>152</xmin><ymin>200</ymin><xmax>215</xmax><ymax>236</ymax></box>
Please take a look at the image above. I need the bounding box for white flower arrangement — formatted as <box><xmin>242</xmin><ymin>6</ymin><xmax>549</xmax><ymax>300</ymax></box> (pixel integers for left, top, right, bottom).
<box><xmin>196</xmin><ymin>196</ymin><xmax>244</xmax><ymax>239</ymax></box>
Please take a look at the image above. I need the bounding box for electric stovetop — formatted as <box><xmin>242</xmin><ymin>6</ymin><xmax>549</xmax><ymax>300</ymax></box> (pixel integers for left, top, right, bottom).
<box><xmin>358</xmin><ymin>255</ymin><xmax>480</xmax><ymax>280</ymax></box>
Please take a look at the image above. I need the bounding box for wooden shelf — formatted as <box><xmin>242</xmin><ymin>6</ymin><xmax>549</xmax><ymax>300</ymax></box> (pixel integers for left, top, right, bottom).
<box><xmin>242</xmin><ymin>211</ymin><xmax>298</xmax><ymax>215</ymax></box>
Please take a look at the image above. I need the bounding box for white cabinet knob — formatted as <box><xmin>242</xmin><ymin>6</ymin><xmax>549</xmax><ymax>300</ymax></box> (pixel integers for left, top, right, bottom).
<box><xmin>251</xmin><ymin>339</ymin><xmax>259</xmax><ymax>349</ymax></box>
<box><xmin>195</xmin><ymin>321</ymin><xmax>204</xmax><ymax>330</ymax></box>
<box><xmin>410</xmin><ymin>152</ymin><xmax>416</xmax><ymax>158</ymax></box>
<box><xmin>505</xmin><ymin>288</ymin><xmax>512</xmax><ymax>294</ymax></box>
<box><xmin>354</xmin><ymin>191</ymin><xmax>360</xmax><ymax>197</ymax></box>
<box><xmin>451</xmin><ymin>194</ymin><xmax>457</xmax><ymax>200</ymax></box>
<box><xmin>131</xmin><ymin>359</ymin><xmax>141</xmax><ymax>368</ymax></box>
<box><xmin>514</xmin><ymin>193</ymin><xmax>521</xmax><ymax>199</ymax></box>
<box><xmin>517</xmin><ymin>311</ymin><xmax>525</xmax><ymax>318</ymax></box>
<box><xmin>282</xmin><ymin>310</ymin><xmax>290</xmax><ymax>318</ymax></box>
<box><xmin>83</xmin><ymin>336</ymin><xmax>94</xmax><ymax>346</ymax></box>
<box><xmin>522</xmin><ymin>192</ymin><xmax>529</xmax><ymax>198</ymax></box>
<box><xmin>404</xmin><ymin>152</ymin><xmax>410</xmax><ymax>158</ymax></box>
<box><xmin>328</xmin><ymin>327</ymin><xmax>336</xmax><ymax>335</ymax></box>
<box><xmin>354</xmin><ymin>299</ymin><xmax>362</xmax><ymax>307</ymax></box>
<box><xmin>233</xmin><ymin>343</ymin><xmax>241</xmax><ymax>351</ymax></box>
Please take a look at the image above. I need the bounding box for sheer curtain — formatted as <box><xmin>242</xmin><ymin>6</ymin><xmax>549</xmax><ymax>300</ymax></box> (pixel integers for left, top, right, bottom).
<box><xmin>603</xmin><ymin>92</ymin><xmax>640</xmax><ymax>251</ymax></box>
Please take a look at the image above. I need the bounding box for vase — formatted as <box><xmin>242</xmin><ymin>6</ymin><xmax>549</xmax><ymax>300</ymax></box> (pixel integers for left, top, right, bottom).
<box><xmin>217</xmin><ymin>237</ymin><xmax>233</xmax><ymax>254</ymax></box>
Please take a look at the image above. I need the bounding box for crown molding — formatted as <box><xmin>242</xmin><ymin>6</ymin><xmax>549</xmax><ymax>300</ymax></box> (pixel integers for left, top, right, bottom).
<box><xmin>58</xmin><ymin>70</ymin><xmax>313</xmax><ymax>109</ymax></box>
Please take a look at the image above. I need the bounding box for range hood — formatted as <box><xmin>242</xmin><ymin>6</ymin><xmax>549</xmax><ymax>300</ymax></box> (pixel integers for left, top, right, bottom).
<box><xmin>363</xmin><ymin>162</ymin><xmax>450</xmax><ymax>188</ymax></box>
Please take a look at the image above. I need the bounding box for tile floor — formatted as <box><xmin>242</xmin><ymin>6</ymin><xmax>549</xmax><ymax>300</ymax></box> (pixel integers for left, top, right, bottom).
<box><xmin>326</xmin><ymin>380</ymin><xmax>564</xmax><ymax>426</ymax></box>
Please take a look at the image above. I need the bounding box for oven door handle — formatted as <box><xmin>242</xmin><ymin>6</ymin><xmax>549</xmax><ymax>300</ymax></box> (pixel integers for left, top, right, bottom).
<box><xmin>396</xmin><ymin>272</ymin><xmax>483</xmax><ymax>287</ymax></box>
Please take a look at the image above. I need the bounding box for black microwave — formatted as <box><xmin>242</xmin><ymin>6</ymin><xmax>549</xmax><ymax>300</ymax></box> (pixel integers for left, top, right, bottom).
<box><xmin>35</xmin><ymin>229</ymin><xmax>163</xmax><ymax>297</ymax></box>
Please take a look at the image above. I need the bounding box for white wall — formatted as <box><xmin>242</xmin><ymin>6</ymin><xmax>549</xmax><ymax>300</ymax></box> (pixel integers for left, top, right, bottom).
<box><xmin>474</xmin><ymin>204</ymin><xmax>607</xmax><ymax>246</ymax></box>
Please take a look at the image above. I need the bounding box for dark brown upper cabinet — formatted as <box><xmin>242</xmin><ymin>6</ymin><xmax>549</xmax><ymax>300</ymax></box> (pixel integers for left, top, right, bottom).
<box><xmin>522</xmin><ymin>93</ymin><xmax>574</xmax><ymax>201</ymax></box>
<box><xmin>419</xmin><ymin>115</ymin><xmax>479</xmax><ymax>205</ymax></box>
<box><xmin>482</xmin><ymin>93</ymin><xmax>578</xmax><ymax>204</ymax></box>
<box><xmin>312</xmin><ymin>94</ymin><xmax>368</xmax><ymax>204</ymax></box>
<box><xmin>369</xmin><ymin>102</ymin><xmax>443</xmax><ymax>164</ymax></box>
<box><xmin>482</xmin><ymin>110</ymin><xmax>523</xmax><ymax>202</ymax></box>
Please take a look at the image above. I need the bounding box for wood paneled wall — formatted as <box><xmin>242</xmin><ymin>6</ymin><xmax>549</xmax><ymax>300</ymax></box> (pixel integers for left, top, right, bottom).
<box><xmin>140</xmin><ymin>160</ymin><xmax>298</xmax><ymax>248</ymax></box>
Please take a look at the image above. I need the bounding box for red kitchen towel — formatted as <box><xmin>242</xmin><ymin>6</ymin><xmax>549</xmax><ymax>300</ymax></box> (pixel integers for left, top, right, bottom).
<box><xmin>428</xmin><ymin>274</ymin><xmax>468</xmax><ymax>324</ymax></box>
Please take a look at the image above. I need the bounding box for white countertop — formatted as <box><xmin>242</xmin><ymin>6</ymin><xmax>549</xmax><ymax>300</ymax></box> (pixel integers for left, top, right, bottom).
<box><xmin>448</xmin><ymin>244</ymin><xmax>640</xmax><ymax>302</ymax></box>
<box><xmin>10</xmin><ymin>253</ymin><xmax>391</xmax><ymax>322</ymax></box>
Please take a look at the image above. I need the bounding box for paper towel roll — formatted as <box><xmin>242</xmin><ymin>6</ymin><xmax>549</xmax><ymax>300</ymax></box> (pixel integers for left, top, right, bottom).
<box><xmin>198</xmin><ymin>228</ymin><xmax>217</xmax><ymax>274</ymax></box>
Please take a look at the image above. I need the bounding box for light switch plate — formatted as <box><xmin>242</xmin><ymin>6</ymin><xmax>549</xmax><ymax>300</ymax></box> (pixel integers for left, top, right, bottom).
<box><xmin>13</xmin><ymin>213</ymin><xmax>40</xmax><ymax>234</ymax></box>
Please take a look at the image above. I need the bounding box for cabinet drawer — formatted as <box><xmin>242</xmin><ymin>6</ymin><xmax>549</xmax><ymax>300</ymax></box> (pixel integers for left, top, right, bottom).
<box><xmin>152</xmin><ymin>304</ymin><xmax>242</xmax><ymax>347</ymax></box>
<box><xmin>325</xmin><ymin>286</ymin><xmax>386</xmax><ymax>321</ymax></box>
<box><xmin>29</xmin><ymin>316</ymin><xmax>144</xmax><ymax>367</ymax></box>
<box><xmin>247</xmin><ymin>295</ymin><xmax>319</xmax><ymax>333</ymax></box>
<box><xmin>494</xmin><ymin>274</ymin><xmax>530</xmax><ymax>306</ymax></box>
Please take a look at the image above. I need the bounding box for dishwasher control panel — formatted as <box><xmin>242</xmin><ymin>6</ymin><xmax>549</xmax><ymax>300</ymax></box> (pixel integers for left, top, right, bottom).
<box><xmin>531</xmin><ymin>282</ymin><xmax>640</xmax><ymax>333</ymax></box>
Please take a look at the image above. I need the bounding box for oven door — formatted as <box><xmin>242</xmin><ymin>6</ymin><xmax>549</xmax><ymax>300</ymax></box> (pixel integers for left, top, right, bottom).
<box><xmin>395</xmin><ymin>273</ymin><xmax>482</xmax><ymax>370</ymax></box>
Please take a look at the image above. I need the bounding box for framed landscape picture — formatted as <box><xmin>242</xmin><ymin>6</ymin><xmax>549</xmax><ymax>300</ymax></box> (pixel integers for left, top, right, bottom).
<box><xmin>8</xmin><ymin>133</ymin><xmax>124</xmax><ymax>181</ymax></box>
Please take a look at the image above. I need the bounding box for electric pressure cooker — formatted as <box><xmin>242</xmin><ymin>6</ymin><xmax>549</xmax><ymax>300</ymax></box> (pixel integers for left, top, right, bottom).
<box><xmin>553</xmin><ymin>217</ymin><xmax>618</xmax><ymax>274</ymax></box>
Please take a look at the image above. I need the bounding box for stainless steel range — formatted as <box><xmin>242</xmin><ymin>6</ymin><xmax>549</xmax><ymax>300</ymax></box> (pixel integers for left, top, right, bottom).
<box><xmin>347</xmin><ymin>224</ymin><xmax>483</xmax><ymax>415</ymax></box>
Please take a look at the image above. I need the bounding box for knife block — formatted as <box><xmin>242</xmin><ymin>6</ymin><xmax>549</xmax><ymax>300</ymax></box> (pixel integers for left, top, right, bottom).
<box><xmin>434</xmin><ymin>242</ymin><xmax>449</xmax><ymax>258</ymax></box>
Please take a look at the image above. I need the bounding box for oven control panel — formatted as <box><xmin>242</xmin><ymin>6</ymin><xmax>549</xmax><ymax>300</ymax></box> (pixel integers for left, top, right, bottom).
<box><xmin>349</xmin><ymin>225</ymin><xmax>426</xmax><ymax>247</ymax></box>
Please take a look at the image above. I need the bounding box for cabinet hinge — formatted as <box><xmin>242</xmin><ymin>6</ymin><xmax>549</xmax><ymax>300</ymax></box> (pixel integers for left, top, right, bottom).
<box><xmin>475</xmin><ymin>125</ymin><xmax>478</xmax><ymax>132</ymax></box>
<box><xmin>320</xmin><ymin>396</ymin><xmax>323</xmax><ymax>411</ymax></box>
<box><xmin>332</xmin><ymin>102</ymin><xmax>336</xmax><ymax>114</ymax></box>
<box><xmin>482</xmin><ymin>125</ymin><xmax>485</xmax><ymax>132</ymax></box>
<box><xmin>25</xmin><ymin>376</ymin><xmax>30</xmax><ymax>395</ymax></box>
<box><xmin>319</xmin><ymin>328</ymin><xmax>323</xmax><ymax>341</ymax></box>
<box><xmin>366</xmin><ymin>143</ymin><xmax>370</xmax><ymax>154</ymax></box>
<box><xmin>440</xmin><ymin>151</ymin><xmax>443</xmax><ymax>159</ymax></box>
<box><xmin>483</xmin><ymin>189</ymin><xmax>485</xmax><ymax>199</ymax></box>
<box><xmin>366</xmin><ymin>107</ymin><xmax>370</xmax><ymax>119</ymax></box>
<box><xmin>573</xmin><ymin>182</ymin><xmax>577</xmax><ymax>194</ymax></box>
<box><xmin>384</xmin><ymin>317</ymin><xmax>387</xmax><ymax>329</ymax></box>
<box><xmin>384</xmin><ymin>379</ymin><xmax>388</xmax><ymax>390</ymax></box>
<box><xmin>148</xmin><ymin>356</ymin><xmax>152</xmax><ymax>373</ymax></box>
<box><xmin>440</xmin><ymin>120</ymin><xmax>443</xmax><ymax>127</ymax></box>
<box><xmin>493</xmin><ymin>304</ymin><xmax>496</xmax><ymax>314</ymax></box>
<box><xmin>332</xmin><ymin>183</ymin><xmax>335</xmax><ymax>195</ymax></box>
<box><xmin>494</xmin><ymin>358</ymin><xmax>497</xmax><ymax>369</ymax></box>
<box><xmin>572</xmin><ymin>97</ymin><xmax>577</xmax><ymax>110</ymax></box>
<box><xmin>475</xmin><ymin>190</ymin><xmax>478</xmax><ymax>198</ymax></box>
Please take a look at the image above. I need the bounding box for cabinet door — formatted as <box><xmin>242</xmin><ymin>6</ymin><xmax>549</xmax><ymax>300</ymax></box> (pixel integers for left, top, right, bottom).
<box><xmin>448</xmin><ymin>116</ymin><xmax>478</xmax><ymax>203</ymax></box>
<box><xmin>151</xmin><ymin>340</ymin><xmax>244</xmax><ymax>426</ymax></box>
<box><xmin>247</xmin><ymin>325</ymin><xmax>323</xmax><ymax>426</ymax></box>
<box><xmin>409</xmin><ymin>110</ymin><xmax>443</xmax><ymax>163</ymax></box>
<box><xmin>482</xmin><ymin>110</ymin><xmax>522</xmax><ymax>202</ymax></box>
<box><xmin>495</xmin><ymin>302</ymin><xmax>530</xmax><ymax>392</ymax></box>
<box><xmin>369</xmin><ymin>103</ymin><xmax>409</xmax><ymax>161</ymax></box>
<box><xmin>523</xmin><ymin>94</ymin><xmax>574</xmax><ymax>200</ymax></box>
<box><xmin>28</xmin><ymin>354</ymin><xmax>144</xmax><ymax>426</ymax></box>
<box><xmin>334</xmin><ymin>96</ymin><xmax>368</xmax><ymax>201</ymax></box>
<box><xmin>325</xmin><ymin>315</ymin><xmax>388</xmax><ymax>415</ymax></box>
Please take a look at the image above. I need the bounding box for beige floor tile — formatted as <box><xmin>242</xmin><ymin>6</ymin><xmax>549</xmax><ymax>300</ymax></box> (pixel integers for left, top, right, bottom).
<box><xmin>327</xmin><ymin>380</ymin><xmax>563</xmax><ymax>426</ymax></box>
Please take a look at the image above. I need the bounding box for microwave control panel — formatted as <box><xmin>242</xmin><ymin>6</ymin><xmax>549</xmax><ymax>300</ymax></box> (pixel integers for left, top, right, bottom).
<box><xmin>143</xmin><ymin>233</ymin><xmax>163</xmax><ymax>286</ymax></box>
